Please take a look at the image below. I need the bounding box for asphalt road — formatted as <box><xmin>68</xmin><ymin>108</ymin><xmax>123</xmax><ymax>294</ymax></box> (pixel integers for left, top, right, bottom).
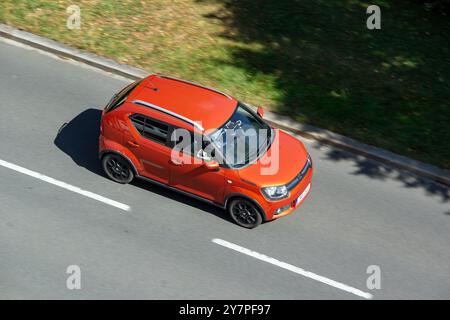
<box><xmin>0</xmin><ymin>38</ymin><xmax>449</xmax><ymax>300</ymax></box>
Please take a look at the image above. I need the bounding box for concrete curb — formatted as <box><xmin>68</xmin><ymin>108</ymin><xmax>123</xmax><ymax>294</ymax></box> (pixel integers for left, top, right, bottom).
<box><xmin>1</xmin><ymin>23</ymin><xmax>449</xmax><ymax>187</ymax></box>
<box><xmin>262</xmin><ymin>112</ymin><xmax>450</xmax><ymax>187</ymax></box>
<box><xmin>0</xmin><ymin>24</ymin><xmax>149</xmax><ymax>80</ymax></box>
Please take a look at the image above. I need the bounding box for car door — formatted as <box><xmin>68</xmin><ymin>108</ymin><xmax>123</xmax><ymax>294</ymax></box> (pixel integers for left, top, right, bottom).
<box><xmin>168</xmin><ymin>129</ymin><xmax>225</xmax><ymax>203</ymax></box>
<box><xmin>124</xmin><ymin>114</ymin><xmax>171</xmax><ymax>184</ymax></box>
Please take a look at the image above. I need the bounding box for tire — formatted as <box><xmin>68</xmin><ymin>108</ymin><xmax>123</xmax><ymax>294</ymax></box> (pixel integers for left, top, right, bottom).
<box><xmin>102</xmin><ymin>153</ymin><xmax>134</xmax><ymax>184</ymax></box>
<box><xmin>228</xmin><ymin>198</ymin><xmax>263</xmax><ymax>229</ymax></box>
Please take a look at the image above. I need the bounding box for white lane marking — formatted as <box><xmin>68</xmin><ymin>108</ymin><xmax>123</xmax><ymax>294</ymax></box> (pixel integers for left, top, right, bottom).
<box><xmin>0</xmin><ymin>159</ymin><xmax>130</xmax><ymax>211</ymax></box>
<box><xmin>212</xmin><ymin>238</ymin><xmax>373</xmax><ymax>299</ymax></box>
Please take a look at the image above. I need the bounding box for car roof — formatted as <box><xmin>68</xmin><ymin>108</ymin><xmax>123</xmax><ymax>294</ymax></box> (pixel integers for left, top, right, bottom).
<box><xmin>128</xmin><ymin>74</ymin><xmax>238</xmax><ymax>132</ymax></box>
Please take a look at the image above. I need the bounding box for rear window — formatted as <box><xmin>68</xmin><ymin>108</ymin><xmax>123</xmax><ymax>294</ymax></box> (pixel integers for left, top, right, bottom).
<box><xmin>105</xmin><ymin>80</ymin><xmax>141</xmax><ymax>113</ymax></box>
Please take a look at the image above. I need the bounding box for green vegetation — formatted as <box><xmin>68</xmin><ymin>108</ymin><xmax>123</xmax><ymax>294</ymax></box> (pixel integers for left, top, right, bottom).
<box><xmin>1</xmin><ymin>0</ymin><xmax>449</xmax><ymax>169</ymax></box>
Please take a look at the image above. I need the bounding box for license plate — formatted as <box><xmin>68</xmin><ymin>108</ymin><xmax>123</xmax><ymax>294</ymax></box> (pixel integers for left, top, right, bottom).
<box><xmin>295</xmin><ymin>183</ymin><xmax>311</xmax><ymax>206</ymax></box>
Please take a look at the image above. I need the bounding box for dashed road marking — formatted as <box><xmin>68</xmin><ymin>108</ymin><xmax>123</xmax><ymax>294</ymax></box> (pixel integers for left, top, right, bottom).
<box><xmin>0</xmin><ymin>158</ymin><xmax>131</xmax><ymax>211</ymax></box>
<box><xmin>212</xmin><ymin>238</ymin><xmax>373</xmax><ymax>299</ymax></box>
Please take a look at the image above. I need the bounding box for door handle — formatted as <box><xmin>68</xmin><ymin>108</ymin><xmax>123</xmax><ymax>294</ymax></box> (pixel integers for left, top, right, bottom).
<box><xmin>127</xmin><ymin>140</ymin><xmax>140</xmax><ymax>148</ymax></box>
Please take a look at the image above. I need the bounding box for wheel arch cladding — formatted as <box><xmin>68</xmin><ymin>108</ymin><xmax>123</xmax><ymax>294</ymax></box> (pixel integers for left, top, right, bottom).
<box><xmin>101</xmin><ymin>150</ymin><xmax>138</xmax><ymax>176</ymax></box>
<box><xmin>225</xmin><ymin>193</ymin><xmax>267</xmax><ymax>221</ymax></box>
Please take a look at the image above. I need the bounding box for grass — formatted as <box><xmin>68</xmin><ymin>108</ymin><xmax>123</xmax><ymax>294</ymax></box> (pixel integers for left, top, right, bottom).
<box><xmin>0</xmin><ymin>0</ymin><xmax>449</xmax><ymax>169</ymax></box>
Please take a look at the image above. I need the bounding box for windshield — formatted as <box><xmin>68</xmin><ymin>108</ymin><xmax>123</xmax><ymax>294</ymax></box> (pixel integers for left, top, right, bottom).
<box><xmin>208</xmin><ymin>102</ymin><xmax>273</xmax><ymax>168</ymax></box>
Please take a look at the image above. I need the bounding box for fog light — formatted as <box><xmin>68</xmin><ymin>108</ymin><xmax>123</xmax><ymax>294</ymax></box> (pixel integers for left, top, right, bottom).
<box><xmin>274</xmin><ymin>204</ymin><xmax>291</xmax><ymax>215</ymax></box>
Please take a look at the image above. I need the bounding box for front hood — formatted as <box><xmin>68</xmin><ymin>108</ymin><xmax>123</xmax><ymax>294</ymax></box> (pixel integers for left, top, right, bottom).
<box><xmin>238</xmin><ymin>130</ymin><xmax>309</xmax><ymax>187</ymax></box>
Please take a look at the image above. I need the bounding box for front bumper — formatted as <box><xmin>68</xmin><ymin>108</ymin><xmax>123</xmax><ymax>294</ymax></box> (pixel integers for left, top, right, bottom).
<box><xmin>262</xmin><ymin>165</ymin><xmax>313</xmax><ymax>220</ymax></box>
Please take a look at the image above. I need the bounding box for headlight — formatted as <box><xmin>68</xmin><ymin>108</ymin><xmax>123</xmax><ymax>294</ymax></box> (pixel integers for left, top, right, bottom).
<box><xmin>261</xmin><ymin>185</ymin><xmax>288</xmax><ymax>200</ymax></box>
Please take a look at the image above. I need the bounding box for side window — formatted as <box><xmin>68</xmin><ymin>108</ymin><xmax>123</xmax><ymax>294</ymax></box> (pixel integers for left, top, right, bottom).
<box><xmin>171</xmin><ymin>128</ymin><xmax>216</xmax><ymax>160</ymax></box>
<box><xmin>130</xmin><ymin>114</ymin><xmax>145</xmax><ymax>133</ymax></box>
<box><xmin>142</xmin><ymin>117</ymin><xmax>169</xmax><ymax>143</ymax></box>
<box><xmin>130</xmin><ymin>114</ymin><xmax>169</xmax><ymax>145</ymax></box>
<box><xmin>171</xmin><ymin>129</ymin><xmax>197</xmax><ymax>155</ymax></box>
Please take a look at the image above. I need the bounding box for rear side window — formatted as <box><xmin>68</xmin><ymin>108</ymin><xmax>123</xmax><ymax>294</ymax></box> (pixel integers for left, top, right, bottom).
<box><xmin>105</xmin><ymin>80</ymin><xmax>141</xmax><ymax>113</ymax></box>
<box><xmin>130</xmin><ymin>114</ymin><xmax>145</xmax><ymax>132</ymax></box>
<box><xmin>130</xmin><ymin>114</ymin><xmax>169</xmax><ymax>145</ymax></box>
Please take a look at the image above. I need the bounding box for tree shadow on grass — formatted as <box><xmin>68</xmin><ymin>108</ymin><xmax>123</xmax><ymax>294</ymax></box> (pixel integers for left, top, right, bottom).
<box><xmin>199</xmin><ymin>0</ymin><xmax>450</xmax><ymax>170</ymax></box>
<box><xmin>198</xmin><ymin>0</ymin><xmax>450</xmax><ymax>211</ymax></box>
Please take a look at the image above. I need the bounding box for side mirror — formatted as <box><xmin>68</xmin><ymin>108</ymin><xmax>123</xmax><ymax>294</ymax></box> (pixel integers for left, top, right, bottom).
<box><xmin>204</xmin><ymin>160</ymin><xmax>220</xmax><ymax>171</ymax></box>
<box><xmin>257</xmin><ymin>106</ymin><xmax>264</xmax><ymax>118</ymax></box>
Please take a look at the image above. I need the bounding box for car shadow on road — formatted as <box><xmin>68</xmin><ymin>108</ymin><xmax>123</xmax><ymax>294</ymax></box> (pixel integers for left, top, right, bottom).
<box><xmin>131</xmin><ymin>178</ymin><xmax>234</xmax><ymax>224</ymax></box>
<box><xmin>54</xmin><ymin>108</ymin><xmax>104</xmax><ymax>176</ymax></box>
<box><xmin>54</xmin><ymin>108</ymin><xmax>234</xmax><ymax>224</ymax></box>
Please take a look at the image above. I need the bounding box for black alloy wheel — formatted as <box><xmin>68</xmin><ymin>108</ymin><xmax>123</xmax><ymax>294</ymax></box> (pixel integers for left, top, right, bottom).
<box><xmin>102</xmin><ymin>154</ymin><xmax>134</xmax><ymax>184</ymax></box>
<box><xmin>228</xmin><ymin>198</ymin><xmax>263</xmax><ymax>229</ymax></box>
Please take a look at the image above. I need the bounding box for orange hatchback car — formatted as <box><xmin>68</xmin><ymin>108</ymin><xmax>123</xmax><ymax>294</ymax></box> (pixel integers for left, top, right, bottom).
<box><xmin>99</xmin><ymin>74</ymin><xmax>312</xmax><ymax>228</ymax></box>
